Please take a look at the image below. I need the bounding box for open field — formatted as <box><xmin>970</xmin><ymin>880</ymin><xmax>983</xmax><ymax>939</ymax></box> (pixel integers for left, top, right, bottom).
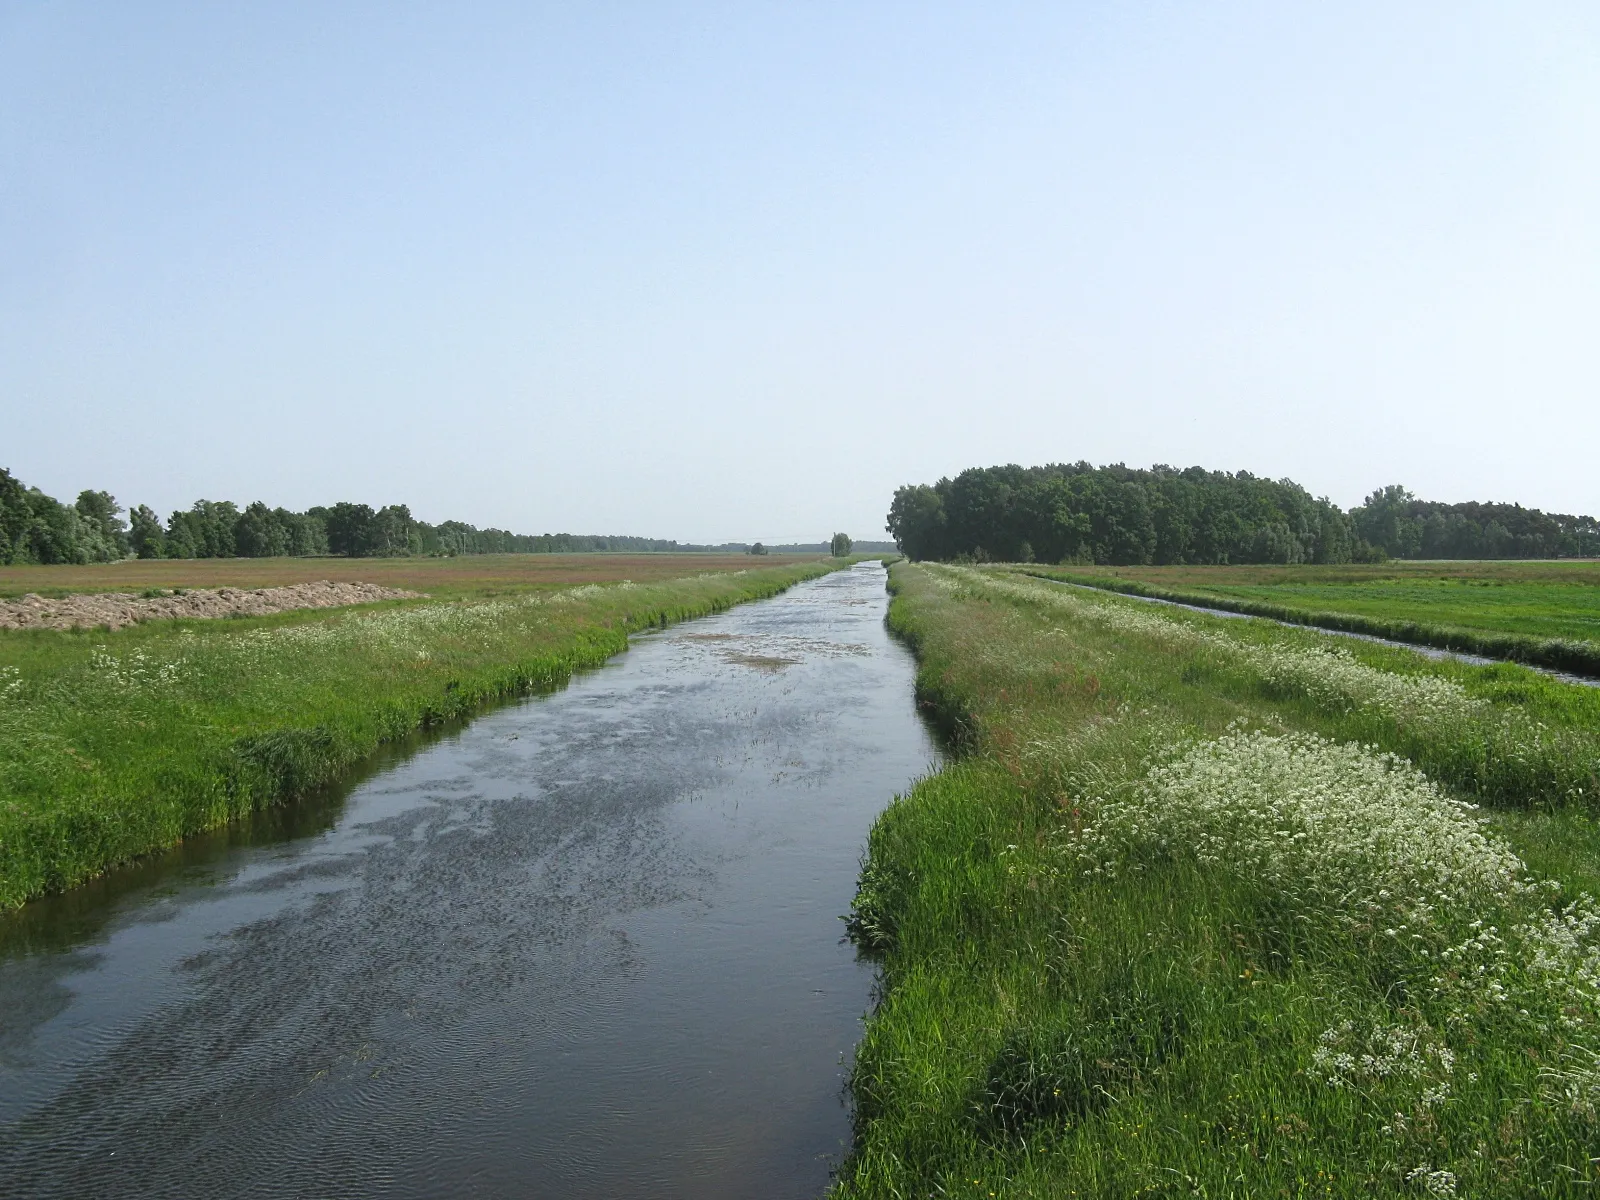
<box><xmin>1030</xmin><ymin>560</ymin><xmax>1600</xmax><ymax>677</ymax></box>
<box><xmin>0</xmin><ymin>560</ymin><xmax>846</xmax><ymax>908</ymax></box>
<box><xmin>0</xmin><ymin>552</ymin><xmax>822</xmax><ymax>601</ymax></box>
<box><xmin>835</xmin><ymin>562</ymin><xmax>1600</xmax><ymax>1198</ymax></box>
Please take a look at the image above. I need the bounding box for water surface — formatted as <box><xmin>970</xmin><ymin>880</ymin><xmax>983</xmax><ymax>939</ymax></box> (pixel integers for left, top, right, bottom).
<box><xmin>0</xmin><ymin>562</ymin><xmax>936</xmax><ymax>1198</ymax></box>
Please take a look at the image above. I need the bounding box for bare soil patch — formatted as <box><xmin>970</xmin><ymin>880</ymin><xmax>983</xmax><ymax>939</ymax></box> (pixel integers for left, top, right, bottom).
<box><xmin>0</xmin><ymin>553</ymin><xmax>820</xmax><ymax>601</ymax></box>
<box><xmin>0</xmin><ymin>581</ymin><xmax>421</xmax><ymax>631</ymax></box>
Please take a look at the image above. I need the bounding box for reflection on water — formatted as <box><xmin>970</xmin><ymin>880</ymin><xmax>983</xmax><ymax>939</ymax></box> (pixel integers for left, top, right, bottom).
<box><xmin>0</xmin><ymin>562</ymin><xmax>937</xmax><ymax>1199</ymax></box>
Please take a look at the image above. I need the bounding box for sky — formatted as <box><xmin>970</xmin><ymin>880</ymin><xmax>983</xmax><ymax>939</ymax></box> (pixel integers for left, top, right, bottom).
<box><xmin>3</xmin><ymin>3</ymin><xmax>1597</xmax><ymax>543</ymax></box>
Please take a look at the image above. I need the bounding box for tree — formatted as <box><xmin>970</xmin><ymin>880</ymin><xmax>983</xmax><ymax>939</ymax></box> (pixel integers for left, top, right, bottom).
<box><xmin>74</xmin><ymin>490</ymin><xmax>129</xmax><ymax>559</ymax></box>
<box><xmin>890</xmin><ymin>462</ymin><xmax>1379</xmax><ymax>565</ymax></box>
<box><xmin>323</xmin><ymin>502</ymin><xmax>377</xmax><ymax>557</ymax></box>
<box><xmin>233</xmin><ymin>501</ymin><xmax>291</xmax><ymax>558</ymax></box>
<box><xmin>749</xmin><ymin>542</ymin><xmax>769</xmax><ymax>556</ymax></box>
<box><xmin>0</xmin><ymin>468</ymin><xmax>32</xmax><ymax>564</ymax></box>
<box><xmin>830</xmin><ymin>532</ymin><xmax>853</xmax><ymax>557</ymax></box>
<box><xmin>371</xmin><ymin>504</ymin><xmax>417</xmax><ymax>556</ymax></box>
<box><xmin>885</xmin><ymin>484</ymin><xmax>948</xmax><ymax>561</ymax></box>
<box><xmin>166</xmin><ymin>501</ymin><xmax>239</xmax><ymax>558</ymax></box>
<box><xmin>129</xmin><ymin>505</ymin><xmax>166</xmax><ymax>559</ymax></box>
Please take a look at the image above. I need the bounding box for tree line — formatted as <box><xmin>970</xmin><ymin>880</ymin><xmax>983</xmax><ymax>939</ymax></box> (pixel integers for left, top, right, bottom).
<box><xmin>0</xmin><ymin>468</ymin><xmax>726</xmax><ymax>565</ymax></box>
<box><xmin>1351</xmin><ymin>485</ymin><xmax>1600</xmax><ymax>561</ymax></box>
<box><xmin>886</xmin><ymin>463</ymin><xmax>1600</xmax><ymax>565</ymax></box>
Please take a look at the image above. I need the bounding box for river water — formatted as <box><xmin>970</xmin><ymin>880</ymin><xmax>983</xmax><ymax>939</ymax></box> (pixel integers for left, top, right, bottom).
<box><xmin>0</xmin><ymin>562</ymin><xmax>937</xmax><ymax>1198</ymax></box>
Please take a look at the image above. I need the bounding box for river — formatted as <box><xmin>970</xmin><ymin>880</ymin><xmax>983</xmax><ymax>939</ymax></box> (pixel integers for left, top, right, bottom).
<box><xmin>0</xmin><ymin>561</ymin><xmax>937</xmax><ymax>1198</ymax></box>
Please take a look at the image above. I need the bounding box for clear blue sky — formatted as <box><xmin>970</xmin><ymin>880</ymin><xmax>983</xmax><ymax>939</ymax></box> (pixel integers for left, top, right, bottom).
<box><xmin>3</xmin><ymin>3</ymin><xmax>1597</xmax><ymax>542</ymax></box>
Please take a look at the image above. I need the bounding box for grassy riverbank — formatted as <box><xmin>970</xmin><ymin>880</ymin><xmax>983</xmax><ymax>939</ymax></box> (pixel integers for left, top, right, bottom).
<box><xmin>836</xmin><ymin>563</ymin><xmax>1600</xmax><ymax>1198</ymax></box>
<box><xmin>1028</xmin><ymin>562</ymin><xmax>1600</xmax><ymax>677</ymax></box>
<box><xmin>0</xmin><ymin>562</ymin><xmax>843</xmax><ymax>909</ymax></box>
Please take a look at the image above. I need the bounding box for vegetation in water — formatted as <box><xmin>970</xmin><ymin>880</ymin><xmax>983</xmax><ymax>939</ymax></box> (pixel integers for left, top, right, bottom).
<box><xmin>0</xmin><ymin>561</ymin><xmax>846</xmax><ymax>908</ymax></box>
<box><xmin>835</xmin><ymin>562</ymin><xmax>1600</xmax><ymax>1198</ymax></box>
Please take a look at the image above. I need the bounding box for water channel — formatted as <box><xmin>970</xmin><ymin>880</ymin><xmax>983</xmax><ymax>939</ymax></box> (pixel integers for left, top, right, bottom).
<box><xmin>1039</xmin><ymin>577</ymin><xmax>1600</xmax><ymax>688</ymax></box>
<box><xmin>0</xmin><ymin>561</ymin><xmax>938</xmax><ymax>1198</ymax></box>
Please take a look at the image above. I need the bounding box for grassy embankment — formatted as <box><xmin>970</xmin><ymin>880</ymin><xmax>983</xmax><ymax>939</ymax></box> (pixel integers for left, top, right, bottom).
<box><xmin>835</xmin><ymin>562</ymin><xmax>1600</xmax><ymax>1198</ymax></box>
<box><xmin>0</xmin><ymin>559</ymin><xmax>843</xmax><ymax>909</ymax></box>
<box><xmin>1026</xmin><ymin>561</ymin><xmax>1600</xmax><ymax>678</ymax></box>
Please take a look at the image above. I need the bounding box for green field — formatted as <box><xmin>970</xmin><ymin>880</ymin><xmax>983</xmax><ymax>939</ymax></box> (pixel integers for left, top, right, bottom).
<box><xmin>0</xmin><ymin>559</ymin><xmax>845</xmax><ymax>908</ymax></box>
<box><xmin>835</xmin><ymin>563</ymin><xmax>1600</xmax><ymax>1198</ymax></box>
<box><xmin>1028</xmin><ymin>560</ymin><xmax>1600</xmax><ymax>676</ymax></box>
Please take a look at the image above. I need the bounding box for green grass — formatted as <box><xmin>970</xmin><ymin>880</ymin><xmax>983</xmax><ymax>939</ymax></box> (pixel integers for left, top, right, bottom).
<box><xmin>835</xmin><ymin>563</ymin><xmax>1600</xmax><ymax>1198</ymax></box>
<box><xmin>0</xmin><ymin>561</ymin><xmax>847</xmax><ymax>909</ymax></box>
<box><xmin>1025</xmin><ymin>561</ymin><xmax>1600</xmax><ymax>677</ymax></box>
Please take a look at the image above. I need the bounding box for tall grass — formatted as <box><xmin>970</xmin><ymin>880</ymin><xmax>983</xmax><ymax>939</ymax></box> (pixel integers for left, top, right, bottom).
<box><xmin>974</xmin><ymin>568</ymin><xmax>1600</xmax><ymax>810</ymax></box>
<box><xmin>835</xmin><ymin>562</ymin><xmax>1600</xmax><ymax>1198</ymax></box>
<box><xmin>0</xmin><ymin>563</ymin><xmax>842</xmax><ymax>908</ymax></box>
<box><xmin>1028</xmin><ymin>566</ymin><xmax>1600</xmax><ymax>677</ymax></box>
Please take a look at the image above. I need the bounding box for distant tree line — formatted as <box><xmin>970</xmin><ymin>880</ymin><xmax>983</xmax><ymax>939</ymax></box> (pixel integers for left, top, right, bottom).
<box><xmin>886</xmin><ymin>463</ymin><xmax>1600</xmax><ymax>565</ymax></box>
<box><xmin>0</xmin><ymin>470</ymin><xmax>131</xmax><ymax>565</ymax></box>
<box><xmin>1352</xmin><ymin>486</ymin><xmax>1600</xmax><ymax>560</ymax></box>
<box><xmin>0</xmin><ymin>467</ymin><xmax>738</xmax><ymax>565</ymax></box>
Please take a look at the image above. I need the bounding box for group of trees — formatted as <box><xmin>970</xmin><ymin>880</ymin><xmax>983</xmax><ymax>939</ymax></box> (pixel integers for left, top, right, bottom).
<box><xmin>886</xmin><ymin>463</ymin><xmax>1600</xmax><ymax>565</ymax></box>
<box><xmin>1351</xmin><ymin>486</ymin><xmax>1600</xmax><ymax>560</ymax></box>
<box><xmin>0</xmin><ymin>467</ymin><xmax>733</xmax><ymax>565</ymax></box>
<box><xmin>887</xmin><ymin>463</ymin><xmax>1368</xmax><ymax>565</ymax></box>
<box><xmin>0</xmin><ymin>470</ymin><xmax>131</xmax><ymax>565</ymax></box>
<box><xmin>14</xmin><ymin>461</ymin><xmax>1592</xmax><ymax>570</ymax></box>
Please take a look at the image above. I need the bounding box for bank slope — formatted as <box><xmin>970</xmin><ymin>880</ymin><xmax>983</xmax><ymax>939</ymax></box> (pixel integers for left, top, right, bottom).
<box><xmin>0</xmin><ymin>562</ymin><xmax>845</xmax><ymax>908</ymax></box>
<box><xmin>835</xmin><ymin>563</ymin><xmax>1600</xmax><ymax>1199</ymax></box>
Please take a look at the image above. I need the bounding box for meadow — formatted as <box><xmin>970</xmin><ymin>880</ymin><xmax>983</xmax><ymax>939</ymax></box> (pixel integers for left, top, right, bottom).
<box><xmin>1029</xmin><ymin>560</ymin><xmax>1600</xmax><ymax>677</ymax></box>
<box><xmin>0</xmin><ymin>551</ymin><xmax>815</xmax><ymax>601</ymax></box>
<box><xmin>835</xmin><ymin>562</ymin><xmax>1600</xmax><ymax>1198</ymax></box>
<box><xmin>0</xmin><ymin>558</ymin><xmax>841</xmax><ymax>909</ymax></box>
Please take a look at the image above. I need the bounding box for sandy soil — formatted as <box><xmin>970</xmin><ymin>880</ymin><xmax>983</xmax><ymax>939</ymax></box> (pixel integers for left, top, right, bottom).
<box><xmin>0</xmin><ymin>581</ymin><xmax>423</xmax><ymax>631</ymax></box>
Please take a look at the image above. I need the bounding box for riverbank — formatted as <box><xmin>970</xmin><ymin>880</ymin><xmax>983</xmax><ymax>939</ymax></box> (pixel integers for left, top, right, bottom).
<box><xmin>1</xmin><ymin>561</ymin><xmax>928</xmax><ymax>1199</ymax></box>
<box><xmin>0</xmin><ymin>562</ymin><xmax>846</xmax><ymax>909</ymax></box>
<box><xmin>834</xmin><ymin>562</ymin><xmax>1600</xmax><ymax>1198</ymax></box>
<box><xmin>1026</xmin><ymin>565</ymin><xmax>1600</xmax><ymax>679</ymax></box>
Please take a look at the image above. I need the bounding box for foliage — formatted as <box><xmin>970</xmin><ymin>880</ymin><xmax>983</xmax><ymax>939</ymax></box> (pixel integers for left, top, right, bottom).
<box><xmin>0</xmin><ymin>466</ymin><xmax>792</xmax><ymax>563</ymax></box>
<box><xmin>886</xmin><ymin>461</ymin><xmax>1375</xmax><ymax>566</ymax></box>
<box><xmin>127</xmin><ymin>504</ymin><xmax>166</xmax><ymax>559</ymax></box>
<box><xmin>0</xmin><ymin>561</ymin><xmax>844</xmax><ymax>908</ymax></box>
<box><xmin>832</xmin><ymin>532</ymin><xmax>854</xmax><ymax>557</ymax></box>
<box><xmin>1353</xmin><ymin>485</ymin><xmax>1600</xmax><ymax>560</ymax></box>
<box><xmin>0</xmin><ymin>468</ymin><xmax>129</xmax><ymax>565</ymax></box>
<box><xmin>887</xmin><ymin>464</ymin><xmax>1600</xmax><ymax>567</ymax></box>
<box><xmin>834</xmin><ymin>562</ymin><xmax>1600</xmax><ymax>1197</ymax></box>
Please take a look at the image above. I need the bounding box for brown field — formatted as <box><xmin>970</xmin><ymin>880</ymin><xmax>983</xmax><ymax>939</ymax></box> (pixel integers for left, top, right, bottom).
<box><xmin>0</xmin><ymin>553</ymin><xmax>826</xmax><ymax>601</ymax></box>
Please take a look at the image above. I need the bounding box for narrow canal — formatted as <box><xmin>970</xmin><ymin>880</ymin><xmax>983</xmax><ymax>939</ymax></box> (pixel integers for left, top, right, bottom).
<box><xmin>0</xmin><ymin>561</ymin><xmax>937</xmax><ymax>1198</ymax></box>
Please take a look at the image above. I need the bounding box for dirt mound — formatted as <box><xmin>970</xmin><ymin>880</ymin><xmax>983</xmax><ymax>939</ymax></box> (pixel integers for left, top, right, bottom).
<box><xmin>0</xmin><ymin>581</ymin><xmax>424</xmax><ymax>632</ymax></box>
